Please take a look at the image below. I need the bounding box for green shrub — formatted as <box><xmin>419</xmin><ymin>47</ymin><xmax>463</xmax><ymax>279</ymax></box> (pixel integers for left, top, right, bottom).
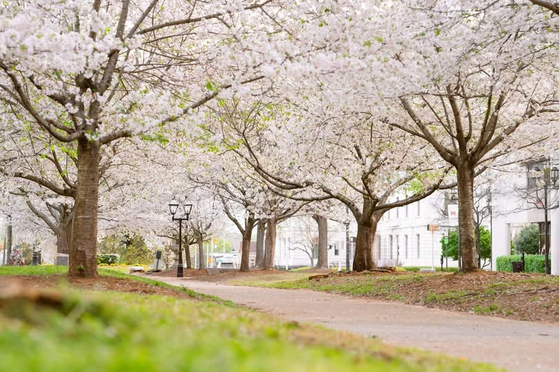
<box><xmin>513</xmin><ymin>224</ymin><xmax>540</xmax><ymax>255</ymax></box>
<box><xmin>97</xmin><ymin>254</ymin><xmax>119</xmax><ymax>265</ymax></box>
<box><xmin>496</xmin><ymin>255</ymin><xmax>548</xmax><ymax>273</ymax></box>
<box><xmin>524</xmin><ymin>255</ymin><xmax>546</xmax><ymax>273</ymax></box>
<box><xmin>496</xmin><ymin>255</ymin><xmax>519</xmax><ymax>272</ymax></box>
<box><xmin>441</xmin><ymin>227</ymin><xmax>491</xmax><ymax>264</ymax></box>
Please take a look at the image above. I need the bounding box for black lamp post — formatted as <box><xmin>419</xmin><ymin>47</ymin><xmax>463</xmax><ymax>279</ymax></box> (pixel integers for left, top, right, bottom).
<box><xmin>533</xmin><ymin>164</ymin><xmax>559</xmax><ymax>274</ymax></box>
<box><xmin>169</xmin><ymin>198</ymin><xmax>193</xmax><ymax>278</ymax></box>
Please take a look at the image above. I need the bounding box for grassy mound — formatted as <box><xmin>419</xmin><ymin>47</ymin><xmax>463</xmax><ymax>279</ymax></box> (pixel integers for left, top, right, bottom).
<box><xmin>0</xmin><ymin>267</ymin><xmax>500</xmax><ymax>372</ymax></box>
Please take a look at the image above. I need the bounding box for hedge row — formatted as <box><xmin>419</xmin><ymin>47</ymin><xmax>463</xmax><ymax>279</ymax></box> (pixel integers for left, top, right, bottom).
<box><xmin>496</xmin><ymin>255</ymin><xmax>548</xmax><ymax>273</ymax></box>
<box><xmin>97</xmin><ymin>254</ymin><xmax>120</xmax><ymax>265</ymax></box>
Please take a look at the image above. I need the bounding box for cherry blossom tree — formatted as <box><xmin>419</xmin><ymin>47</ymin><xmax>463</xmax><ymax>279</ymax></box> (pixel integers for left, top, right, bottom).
<box><xmin>0</xmin><ymin>0</ymin><xmax>279</xmax><ymax>277</ymax></box>
<box><xmin>253</xmin><ymin>0</ymin><xmax>558</xmax><ymax>271</ymax></box>
<box><xmin>375</xmin><ymin>1</ymin><xmax>559</xmax><ymax>270</ymax></box>
<box><xmin>206</xmin><ymin>97</ymin><xmax>451</xmax><ymax>271</ymax></box>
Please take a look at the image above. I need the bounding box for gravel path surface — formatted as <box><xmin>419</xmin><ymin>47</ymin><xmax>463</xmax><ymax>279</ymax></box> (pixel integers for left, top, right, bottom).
<box><xmin>155</xmin><ymin>277</ymin><xmax>559</xmax><ymax>372</ymax></box>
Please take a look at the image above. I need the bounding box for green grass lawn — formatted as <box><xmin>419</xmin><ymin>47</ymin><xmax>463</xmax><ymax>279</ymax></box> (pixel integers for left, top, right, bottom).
<box><xmin>0</xmin><ymin>265</ymin><xmax>68</xmax><ymax>276</ymax></box>
<box><xmin>235</xmin><ymin>271</ymin><xmax>559</xmax><ymax>322</ymax></box>
<box><xmin>0</xmin><ymin>266</ymin><xmax>218</xmax><ymax>302</ymax></box>
<box><xmin>255</xmin><ymin>273</ymin><xmax>436</xmax><ymax>294</ymax></box>
<box><xmin>0</xmin><ymin>266</ymin><xmax>501</xmax><ymax>372</ymax></box>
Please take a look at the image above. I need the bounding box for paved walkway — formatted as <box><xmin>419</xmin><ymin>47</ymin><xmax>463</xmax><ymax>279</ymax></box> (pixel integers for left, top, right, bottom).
<box><xmin>155</xmin><ymin>277</ymin><xmax>559</xmax><ymax>372</ymax></box>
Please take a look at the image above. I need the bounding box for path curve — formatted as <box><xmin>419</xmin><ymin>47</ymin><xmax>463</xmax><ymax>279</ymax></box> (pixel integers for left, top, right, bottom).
<box><xmin>155</xmin><ymin>277</ymin><xmax>559</xmax><ymax>372</ymax></box>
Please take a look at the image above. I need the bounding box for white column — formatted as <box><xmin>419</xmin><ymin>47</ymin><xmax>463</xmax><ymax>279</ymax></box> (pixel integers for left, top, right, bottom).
<box><xmin>551</xmin><ymin>208</ymin><xmax>559</xmax><ymax>275</ymax></box>
<box><xmin>492</xmin><ymin>217</ymin><xmax>510</xmax><ymax>270</ymax></box>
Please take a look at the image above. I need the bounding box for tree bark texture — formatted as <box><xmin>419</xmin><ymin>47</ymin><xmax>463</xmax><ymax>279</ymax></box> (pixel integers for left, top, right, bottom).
<box><xmin>254</xmin><ymin>220</ymin><xmax>266</xmax><ymax>268</ymax></box>
<box><xmin>352</xmin><ymin>218</ymin><xmax>377</xmax><ymax>272</ymax></box>
<box><xmin>263</xmin><ymin>217</ymin><xmax>277</xmax><ymax>270</ymax></box>
<box><xmin>315</xmin><ymin>215</ymin><xmax>328</xmax><ymax>269</ymax></box>
<box><xmin>69</xmin><ymin>139</ymin><xmax>100</xmax><ymax>278</ymax></box>
<box><xmin>56</xmin><ymin>211</ymin><xmax>73</xmax><ymax>255</ymax></box>
<box><xmin>240</xmin><ymin>217</ymin><xmax>256</xmax><ymax>272</ymax></box>
<box><xmin>197</xmin><ymin>233</ymin><xmax>206</xmax><ymax>270</ymax></box>
<box><xmin>185</xmin><ymin>244</ymin><xmax>192</xmax><ymax>269</ymax></box>
<box><xmin>457</xmin><ymin>162</ymin><xmax>478</xmax><ymax>271</ymax></box>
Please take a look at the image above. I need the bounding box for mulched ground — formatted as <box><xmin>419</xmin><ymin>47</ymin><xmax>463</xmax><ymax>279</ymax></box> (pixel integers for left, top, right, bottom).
<box><xmin>6</xmin><ymin>269</ymin><xmax>557</xmax><ymax>323</ymax></box>
<box><xmin>153</xmin><ymin>268</ymin><xmax>559</xmax><ymax>323</ymax></box>
<box><xmin>148</xmin><ymin>268</ymin><xmax>212</xmax><ymax>278</ymax></box>
<box><xmin>307</xmin><ymin>270</ymin><xmax>559</xmax><ymax>323</ymax></box>
<box><xmin>151</xmin><ymin>267</ymin><xmax>330</xmax><ymax>282</ymax></box>
<box><xmin>1</xmin><ymin>275</ymin><xmax>194</xmax><ymax>299</ymax></box>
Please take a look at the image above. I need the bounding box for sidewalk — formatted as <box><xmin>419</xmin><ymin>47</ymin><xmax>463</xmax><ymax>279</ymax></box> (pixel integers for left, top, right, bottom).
<box><xmin>155</xmin><ymin>277</ymin><xmax>559</xmax><ymax>372</ymax></box>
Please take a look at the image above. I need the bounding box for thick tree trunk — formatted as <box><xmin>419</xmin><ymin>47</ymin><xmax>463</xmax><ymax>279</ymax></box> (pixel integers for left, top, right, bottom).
<box><xmin>352</xmin><ymin>218</ymin><xmax>377</xmax><ymax>272</ymax></box>
<box><xmin>69</xmin><ymin>139</ymin><xmax>100</xmax><ymax>278</ymax></box>
<box><xmin>457</xmin><ymin>162</ymin><xmax>478</xmax><ymax>271</ymax></box>
<box><xmin>185</xmin><ymin>244</ymin><xmax>192</xmax><ymax>269</ymax></box>
<box><xmin>240</xmin><ymin>231</ymin><xmax>252</xmax><ymax>272</ymax></box>
<box><xmin>263</xmin><ymin>217</ymin><xmax>277</xmax><ymax>270</ymax></box>
<box><xmin>56</xmin><ymin>212</ymin><xmax>73</xmax><ymax>255</ymax></box>
<box><xmin>254</xmin><ymin>220</ymin><xmax>266</xmax><ymax>268</ymax></box>
<box><xmin>315</xmin><ymin>215</ymin><xmax>328</xmax><ymax>269</ymax></box>
<box><xmin>240</xmin><ymin>217</ymin><xmax>256</xmax><ymax>272</ymax></box>
<box><xmin>197</xmin><ymin>233</ymin><xmax>206</xmax><ymax>270</ymax></box>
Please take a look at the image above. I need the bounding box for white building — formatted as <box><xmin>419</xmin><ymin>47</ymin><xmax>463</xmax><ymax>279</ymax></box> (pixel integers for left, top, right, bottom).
<box><xmin>491</xmin><ymin>159</ymin><xmax>559</xmax><ymax>274</ymax></box>
<box><xmin>375</xmin><ymin>194</ymin><xmax>460</xmax><ymax>269</ymax></box>
<box><xmin>274</xmin><ymin>216</ymin><xmax>352</xmax><ymax>269</ymax></box>
<box><xmin>273</xmin><ymin>198</ymin><xmax>460</xmax><ymax>270</ymax></box>
<box><xmin>231</xmin><ymin>158</ymin><xmax>559</xmax><ymax>272</ymax></box>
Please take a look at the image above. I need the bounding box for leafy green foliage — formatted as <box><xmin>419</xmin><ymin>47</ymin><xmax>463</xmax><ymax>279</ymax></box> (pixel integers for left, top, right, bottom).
<box><xmin>99</xmin><ymin>232</ymin><xmax>153</xmax><ymax>265</ymax></box>
<box><xmin>513</xmin><ymin>224</ymin><xmax>540</xmax><ymax>255</ymax></box>
<box><xmin>97</xmin><ymin>254</ymin><xmax>119</xmax><ymax>265</ymax></box>
<box><xmin>440</xmin><ymin>227</ymin><xmax>491</xmax><ymax>261</ymax></box>
<box><xmin>14</xmin><ymin>242</ymin><xmax>34</xmax><ymax>264</ymax></box>
<box><xmin>139</xmin><ymin>132</ymin><xmax>169</xmax><ymax>145</ymax></box>
<box><xmin>496</xmin><ymin>255</ymin><xmax>548</xmax><ymax>273</ymax></box>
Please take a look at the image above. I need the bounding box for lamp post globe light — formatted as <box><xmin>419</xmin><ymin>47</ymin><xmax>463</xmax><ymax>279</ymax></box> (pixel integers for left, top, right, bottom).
<box><xmin>168</xmin><ymin>198</ymin><xmax>193</xmax><ymax>278</ymax></box>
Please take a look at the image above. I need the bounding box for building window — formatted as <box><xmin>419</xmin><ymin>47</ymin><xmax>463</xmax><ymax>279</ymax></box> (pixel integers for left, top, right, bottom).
<box><xmin>416</xmin><ymin>234</ymin><xmax>421</xmax><ymax>258</ymax></box>
<box><xmin>396</xmin><ymin>235</ymin><xmax>399</xmax><ymax>261</ymax></box>
<box><xmin>405</xmin><ymin>204</ymin><xmax>409</xmax><ymax>218</ymax></box>
<box><xmin>389</xmin><ymin>235</ymin><xmax>393</xmax><ymax>259</ymax></box>
<box><xmin>334</xmin><ymin>243</ymin><xmax>339</xmax><ymax>256</ymax></box>
<box><xmin>396</xmin><ymin>198</ymin><xmax>400</xmax><ymax>218</ymax></box>
<box><xmin>405</xmin><ymin>235</ymin><xmax>408</xmax><ymax>259</ymax></box>
<box><xmin>417</xmin><ymin>201</ymin><xmax>421</xmax><ymax>216</ymax></box>
<box><xmin>377</xmin><ymin>236</ymin><xmax>381</xmax><ymax>259</ymax></box>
